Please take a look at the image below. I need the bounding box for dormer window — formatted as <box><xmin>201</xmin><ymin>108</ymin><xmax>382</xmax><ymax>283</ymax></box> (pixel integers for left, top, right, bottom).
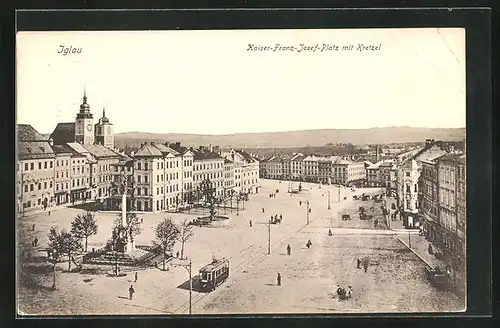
<box><xmin>40</xmin><ymin>147</ymin><xmax>45</xmax><ymax>152</ymax></box>
<box><xmin>26</xmin><ymin>147</ymin><xmax>32</xmax><ymax>153</ymax></box>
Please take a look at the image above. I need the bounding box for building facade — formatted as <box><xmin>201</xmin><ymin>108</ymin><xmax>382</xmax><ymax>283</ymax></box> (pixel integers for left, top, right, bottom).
<box><xmin>53</xmin><ymin>145</ymin><xmax>72</xmax><ymax>205</ymax></box>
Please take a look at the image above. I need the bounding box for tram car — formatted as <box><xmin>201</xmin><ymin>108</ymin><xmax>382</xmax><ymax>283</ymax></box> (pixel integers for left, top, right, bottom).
<box><xmin>199</xmin><ymin>258</ymin><xmax>230</xmax><ymax>292</ymax></box>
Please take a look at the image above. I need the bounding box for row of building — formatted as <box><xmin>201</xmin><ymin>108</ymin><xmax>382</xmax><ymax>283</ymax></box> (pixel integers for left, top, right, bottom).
<box><xmin>258</xmin><ymin>139</ymin><xmax>466</xmax><ymax>268</ymax></box>
<box><xmin>260</xmin><ymin>154</ymin><xmax>367</xmax><ymax>186</ymax></box>
<box><xmin>17</xmin><ymin>91</ymin><xmax>259</xmax><ymax>215</ymax></box>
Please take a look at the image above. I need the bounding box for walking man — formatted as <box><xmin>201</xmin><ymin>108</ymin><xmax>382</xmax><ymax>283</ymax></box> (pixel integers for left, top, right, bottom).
<box><xmin>328</xmin><ymin>229</ymin><xmax>333</xmax><ymax>236</ymax></box>
<box><xmin>277</xmin><ymin>273</ymin><xmax>281</xmax><ymax>286</ymax></box>
<box><xmin>135</xmin><ymin>272</ymin><xmax>138</xmax><ymax>282</ymax></box>
<box><xmin>34</xmin><ymin>237</ymin><xmax>38</xmax><ymax>247</ymax></box>
<box><xmin>32</xmin><ymin>223</ymin><xmax>35</xmax><ymax>231</ymax></box>
<box><xmin>249</xmin><ymin>220</ymin><xmax>253</xmax><ymax>227</ymax></box>
<box><xmin>306</xmin><ymin>239</ymin><xmax>312</xmax><ymax>249</ymax></box>
<box><xmin>357</xmin><ymin>258</ymin><xmax>361</xmax><ymax>269</ymax></box>
<box><xmin>287</xmin><ymin>244</ymin><xmax>291</xmax><ymax>256</ymax></box>
<box><xmin>262</xmin><ymin>208</ymin><xmax>265</xmax><ymax>213</ymax></box>
<box><xmin>128</xmin><ymin>285</ymin><xmax>135</xmax><ymax>300</ymax></box>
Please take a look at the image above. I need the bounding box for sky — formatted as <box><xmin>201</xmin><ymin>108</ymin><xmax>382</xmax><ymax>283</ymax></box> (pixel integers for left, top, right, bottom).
<box><xmin>16</xmin><ymin>28</ymin><xmax>466</xmax><ymax>135</ymax></box>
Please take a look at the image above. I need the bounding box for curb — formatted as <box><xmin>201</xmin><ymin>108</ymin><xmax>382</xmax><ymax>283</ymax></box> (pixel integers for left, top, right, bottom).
<box><xmin>396</xmin><ymin>237</ymin><xmax>434</xmax><ymax>269</ymax></box>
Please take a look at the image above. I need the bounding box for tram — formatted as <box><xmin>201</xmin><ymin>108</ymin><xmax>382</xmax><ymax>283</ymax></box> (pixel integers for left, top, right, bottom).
<box><xmin>199</xmin><ymin>258</ymin><xmax>230</xmax><ymax>292</ymax></box>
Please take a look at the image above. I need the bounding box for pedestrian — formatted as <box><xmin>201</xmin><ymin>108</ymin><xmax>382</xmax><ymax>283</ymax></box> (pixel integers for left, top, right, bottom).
<box><xmin>277</xmin><ymin>273</ymin><xmax>281</xmax><ymax>286</ymax></box>
<box><xmin>347</xmin><ymin>286</ymin><xmax>353</xmax><ymax>299</ymax></box>
<box><xmin>176</xmin><ymin>251</ymin><xmax>180</xmax><ymax>258</ymax></box>
<box><xmin>34</xmin><ymin>237</ymin><xmax>38</xmax><ymax>247</ymax></box>
<box><xmin>270</xmin><ymin>215</ymin><xmax>273</xmax><ymax>222</ymax></box>
<box><xmin>299</xmin><ymin>201</ymin><xmax>302</xmax><ymax>206</ymax></box>
<box><xmin>275</xmin><ymin>214</ymin><xmax>278</xmax><ymax>221</ymax></box>
<box><xmin>363</xmin><ymin>261</ymin><xmax>368</xmax><ymax>273</ymax></box>
<box><xmin>134</xmin><ymin>272</ymin><xmax>138</xmax><ymax>282</ymax></box>
<box><xmin>306</xmin><ymin>239</ymin><xmax>312</xmax><ymax>249</ymax></box>
<box><xmin>48</xmin><ymin>210</ymin><xmax>51</xmax><ymax>216</ymax></box>
<box><xmin>287</xmin><ymin>244</ymin><xmax>291</xmax><ymax>256</ymax></box>
<box><xmin>154</xmin><ymin>261</ymin><xmax>158</xmax><ymax>268</ymax></box>
<box><xmin>279</xmin><ymin>214</ymin><xmax>282</xmax><ymax>221</ymax></box>
<box><xmin>128</xmin><ymin>285</ymin><xmax>135</xmax><ymax>300</ymax></box>
<box><xmin>328</xmin><ymin>229</ymin><xmax>333</xmax><ymax>236</ymax></box>
<box><xmin>249</xmin><ymin>220</ymin><xmax>253</xmax><ymax>227</ymax></box>
<box><xmin>141</xmin><ymin>218</ymin><xmax>143</xmax><ymax>223</ymax></box>
<box><xmin>262</xmin><ymin>208</ymin><xmax>265</xmax><ymax>213</ymax></box>
<box><xmin>336</xmin><ymin>284</ymin><xmax>342</xmax><ymax>298</ymax></box>
<box><xmin>357</xmin><ymin>258</ymin><xmax>361</xmax><ymax>269</ymax></box>
<box><xmin>32</xmin><ymin>223</ymin><xmax>35</xmax><ymax>231</ymax></box>
<box><xmin>428</xmin><ymin>243</ymin><xmax>434</xmax><ymax>255</ymax></box>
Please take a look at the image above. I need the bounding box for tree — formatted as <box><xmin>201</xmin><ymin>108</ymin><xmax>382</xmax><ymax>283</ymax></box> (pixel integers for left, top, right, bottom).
<box><xmin>71</xmin><ymin>211</ymin><xmax>98</xmax><ymax>252</ymax></box>
<box><xmin>178</xmin><ymin>219</ymin><xmax>195</xmax><ymax>260</ymax></box>
<box><xmin>46</xmin><ymin>227</ymin><xmax>82</xmax><ymax>288</ymax></box>
<box><xmin>153</xmin><ymin>218</ymin><xmax>180</xmax><ymax>271</ymax></box>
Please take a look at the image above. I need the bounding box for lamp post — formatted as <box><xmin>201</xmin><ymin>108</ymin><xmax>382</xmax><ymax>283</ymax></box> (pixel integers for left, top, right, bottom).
<box><xmin>328</xmin><ymin>191</ymin><xmax>331</xmax><ymax>210</ymax></box>
<box><xmin>338</xmin><ymin>186</ymin><xmax>341</xmax><ymax>202</ymax></box>
<box><xmin>174</xmin><ymin>259</ymin><xmax>193</xmax><ymax>314</ymax></box>
<box><xmin>408</xmin><ymin>230</ymin><xmax>412</xmax><ymax>249</ymax></box>
<box><xmin>306</xmin><ymin>201</ymin><xmax>310</xmax><ymax>225</ymax></box>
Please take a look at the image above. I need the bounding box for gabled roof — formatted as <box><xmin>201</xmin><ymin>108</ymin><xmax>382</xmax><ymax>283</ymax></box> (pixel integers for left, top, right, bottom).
<box><xmin>268</xmin><ymin>156</ymin><xmax>282</xmax><ymax>163</ymax></box>
<box><xmin>17</xmin><ymin>124</ymin><xmax>46</xmax><ymax>142</ymax></box>
<box><xmin>193</xmin><ymin>149</ymin><xmax>223</xmax><ymax>161</ymax></box>
<box><xmin>224</xmin><ymin>158</ymin><xmax>233</xmax><ymax>164</ymax></box>
<box><xmin>52</xmin><ymin>144</ymin><xmax>74</xmax><ymax>156</ymax></box>
<box><xmin>134</xmin><ymin>143</ymin><xmax>163</xmax><ymax>157</ymax></box>
<box><xmin>291</xmin><ymin>154</ymin><xmax>307</xmax><ymax>161</ymax></box>
<box><xmin>81</xmin><ymin>144</ymin><xmax>121</xmax><ymax>159</ymax></box>
<box><xmin>435</xmin><ymin>152</ymin><xmax>464</xmax><ymax>165</ymax></box>
<box><xmin>66</xmin><ymin>143</ymin><xmax>96</xmax><ymax>162</ymax></box>
<box><xmin>235</xmin><ymin>150</ymin><xmax>256</xmax><ymax>163</ymax></box>
<box><xmin>19</xmin><ymin>141</ymin><xmax>55</xmax><ymax>160</ymax></box>
<box><xmin>50</xmin><ymin>122</ymin><xmax>75</xmax><ymax>145</ymax></box>
<box><xmin>401</xmin><ymin>158</ymin><xmax>420</xmax><ymax>170</ymax></box>
<box><xmin>154</xmin><ymin>143</ymin><xmax>181</xmax><ymax>156</ymax></box>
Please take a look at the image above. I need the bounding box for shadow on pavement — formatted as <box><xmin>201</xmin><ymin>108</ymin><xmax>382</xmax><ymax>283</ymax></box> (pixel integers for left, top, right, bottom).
<box><xmin>177</xmin><ymin>275</ymin><xmax>209</xmax><ymax>293</ymax></box>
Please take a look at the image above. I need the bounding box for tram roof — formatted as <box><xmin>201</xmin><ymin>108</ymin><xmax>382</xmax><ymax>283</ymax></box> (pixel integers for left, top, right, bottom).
<box><xmin>199</xmin><ymin>258</ymin><xmax>229</xmax><ymax>272</ymax></box>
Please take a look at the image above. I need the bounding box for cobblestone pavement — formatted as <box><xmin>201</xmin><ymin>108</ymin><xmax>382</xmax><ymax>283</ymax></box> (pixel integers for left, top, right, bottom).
<box><xmin>17</xmin><ymin>179</ymin><xmax>464</xmax><ymax>315</ymax></box>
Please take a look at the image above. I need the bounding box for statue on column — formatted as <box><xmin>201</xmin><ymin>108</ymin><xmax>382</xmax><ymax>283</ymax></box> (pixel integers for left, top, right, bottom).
<box><xmin>119</xmin><ymin>171</ymin><xmax>136</xmax><ymax>254</ymax></box>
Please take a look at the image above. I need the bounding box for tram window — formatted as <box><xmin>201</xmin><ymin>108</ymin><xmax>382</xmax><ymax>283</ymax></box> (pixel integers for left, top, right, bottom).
<box><xmin>208</xmin><ymin>273</ymin><xmax>212</xmax><ymax>281</ymax></box>
<box><xmin>202</xmin><ymin>272</ymin><xmax>207</xmax><ymax>280</ymax></box>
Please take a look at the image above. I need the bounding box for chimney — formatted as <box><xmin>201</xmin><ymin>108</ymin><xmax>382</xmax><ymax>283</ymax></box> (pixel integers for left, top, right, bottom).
<box><xmin>48</xmin><ymin>138</ymin><xmax>54</xmax><ymax>147</ymax></box>
<box><xmin>131</xmin><ymin>151</ymin><xmax>135</xmax><ymax>157</ymax></box>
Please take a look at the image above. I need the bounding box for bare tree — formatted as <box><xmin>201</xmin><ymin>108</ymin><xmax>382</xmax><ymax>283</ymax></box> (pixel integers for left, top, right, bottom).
<box><xmin>71</xmin><ymin>211</ymin><xmax>98</xmax><ymax>252</ymax></box>
<box><xmin>46</xmin><ymin>227</ymin><xmax>81</xmax><ymax>288</ymax></box>
<box><xmin>178</xmin><ymin>218</ymin><xmax>195</xmax><ymax>260</ymax></box>
<box><xmin>153</xmin><ymin>218</ymin><xmax>180</xmax><ymax>271</ymax></box>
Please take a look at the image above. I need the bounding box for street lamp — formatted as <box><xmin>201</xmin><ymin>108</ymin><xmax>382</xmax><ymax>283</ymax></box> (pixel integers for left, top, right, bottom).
<box><xmin>173</xmin><ymin>259</ymin><xmax>193</xmax><ymax>314</ymax></box>
<box><xmin>408</xmin><ymin>230</ymin><xmax>412</xmax><ymax>249</ymax></box>
<box><xmin>265</xmin><ymin>217</ymin><xmax>272</xmax><ymax>255</ymax></box>
<box><xmin>306</xmin><ymin>201</ymin><xmax>310</xmax><ymax>225</ymax></box>
<box><xmin>327</xmin><ymin>191</ymin><xmax>331</xmax><ymax>210</ymax></box>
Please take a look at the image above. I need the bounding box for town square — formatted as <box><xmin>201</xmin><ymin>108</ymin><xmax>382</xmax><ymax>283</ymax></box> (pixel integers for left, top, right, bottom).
<box><xmin>16</xmin><ymin>28</ymin><xmax>467</xmax><ymax>315</ymax></box>
<box><xmin>18</xmin><ymin>178</ymin><xmax>464</xmax><ymax>315</ymax></box>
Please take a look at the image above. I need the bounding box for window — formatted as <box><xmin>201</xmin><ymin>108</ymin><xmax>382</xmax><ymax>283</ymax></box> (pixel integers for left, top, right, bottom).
<box><xmin>24</xmin><ymin>185</ymin><xmax>28</xmax><ymax>192</ymax></box>
<box><xmin>406</xmin><ymin>184</ymin><xmax>410</xmax><ymax>193</ymax></box>
<box><xmin>30</xmin><ymin>163</ymin><xmax>34</xmax><ymax>170</ymax></box>
<box><xmin>44</xmin><ymin>162</ymin><xmax>47</xmax><ymax>169</ymax></box>
<box><xmin>157</xmin><ymin>175</ymin><xmax>159</xmax><ymax>183</ymax></box>
<box><xmin>138</xmin><ymin>163</ymin><xmax>142</xmax><ymax>170</ymax></box>
<box><xmin>49</xmin><ymin>181</ymin><xmax>52</xmax><ymax>188</ymax></box>
<box><xmin>145</xmin><ymin>163</ymin><xmax>148</xmax><ymax>170</ymax></box>
<box><xmin>30</xmin><ymin>184</ymin><xmax>34</xmax><ymax>191</ymax></box>
<box><xmin>24</xmin><ymin>163</ymin><xmax>29</xmax><ymax>171</ymax></box>
<box><xmin>145</xmin><ymin>176</ymin><xmax>148</xmax><ymax>183</ymax></box>
<box><xmin>38</xmin><ymin>183</ymin><xmax>42</xmax><ymax>190</ymax></box>
<box><xmin>414</xmin><ymin>184</ymin><xmax>417</xmax><ymax>193</ymax></box>
<box><xmin>38</xmin><ymin>162</ymin><xmax>42</xmax><ymax>170</ymax></box>
<box><xmin>406</xmin><ymin>172</ymin><xmax>410</xmax><ymax>177</ymax></box>
<box><xmin>137</xmin><ymin>175</ymin><xmax>141</xmax><ymax>183</ymax></box>
<box><xmin>50</xmin><ymin>162</ymin><xmax>53</xmax><ymax>168</ymax></box>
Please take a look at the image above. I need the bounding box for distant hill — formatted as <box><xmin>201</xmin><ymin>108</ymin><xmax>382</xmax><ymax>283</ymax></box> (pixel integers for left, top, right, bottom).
<box><xmin>114</xmin><ymin>127</ymin><xmax>466</xmax><ymax>150</ymax></box>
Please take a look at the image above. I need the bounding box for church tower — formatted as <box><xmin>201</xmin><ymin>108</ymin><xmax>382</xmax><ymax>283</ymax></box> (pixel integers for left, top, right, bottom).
<box><xmin>75</xmin><ymin>88</ymin><xmax>95</xmax><ymax>145</ymax></box>
<box><xmin>95</xmin><ymin>106</ymin><xmax>114</xmax><ymax>148</ymax></box>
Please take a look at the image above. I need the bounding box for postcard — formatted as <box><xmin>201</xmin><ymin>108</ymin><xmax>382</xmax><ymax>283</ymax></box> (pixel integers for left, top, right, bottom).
<box><xmin>16</xmin><ymin>27</ymin><xmax>466</xmax><ymax>315</ymax></box>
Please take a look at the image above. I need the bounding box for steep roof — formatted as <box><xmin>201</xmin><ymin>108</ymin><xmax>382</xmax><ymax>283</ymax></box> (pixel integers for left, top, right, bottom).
<box><xmin>17</xmin><ymin>124</ymin><xmax>46</xmax><ymax>142</ymax></box>
<box><xmin>134</xmin><ymin>143</ymin><xmax>163</xmax><ymax>157</ymax></box>
<box><xmin>81</xmin><ymin>144</ymin><xmax>121</xmax><ymax>159</ymax></box>
<box><xmin>52</xmin><ymin>144</ymin><xmax>74</xmax><ymax>156</ymax></box>
<box><xmin>291</xmin><ymin>154</ymin><xmax>307</xmax><ymax>161</ymax></box>
<box><xmin>401</xmin><ymin>158</ymin><xmax>420</xmax><ymax>170</ymax></box>
<box><xmin>224</xmin><ymin>158</ymin><xmax>233</xmax><ymax>164</ymax></box>
<box><xmin>50</xmin><ymin>122</ymin><xmax>75</xmax><ymax>145</ymax></box>
<box><xmin>237</xmin><ymin>150</ymin><xmax>256</xmax><ymax>163</ymax></box>
<box><xmin>19</xmin><ymin>141</ymin><xmax>55</xmax><ymax>160</ymax></box>
<box><xmin>154</xmin><ymin>143</ymin><xmax>181</xmax><ymax>156</ymax></box>
<box><xmin>192</xmin><ymin>149</ymin><xmax>223</xmax><ymax>161</ymax></box>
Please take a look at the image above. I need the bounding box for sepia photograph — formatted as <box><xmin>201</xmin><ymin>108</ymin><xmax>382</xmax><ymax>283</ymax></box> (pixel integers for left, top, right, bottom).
<box><xmin>16</xmin><ymin>27</ymin><xmax>466</xmax><ymax>315</ymax></box>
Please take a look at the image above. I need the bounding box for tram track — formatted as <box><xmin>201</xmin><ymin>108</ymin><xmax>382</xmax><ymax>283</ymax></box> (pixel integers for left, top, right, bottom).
<box><xmin>172</xmin><ymin>210</ymin><xmax>329</xmax><ymax>314</ymax></box>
